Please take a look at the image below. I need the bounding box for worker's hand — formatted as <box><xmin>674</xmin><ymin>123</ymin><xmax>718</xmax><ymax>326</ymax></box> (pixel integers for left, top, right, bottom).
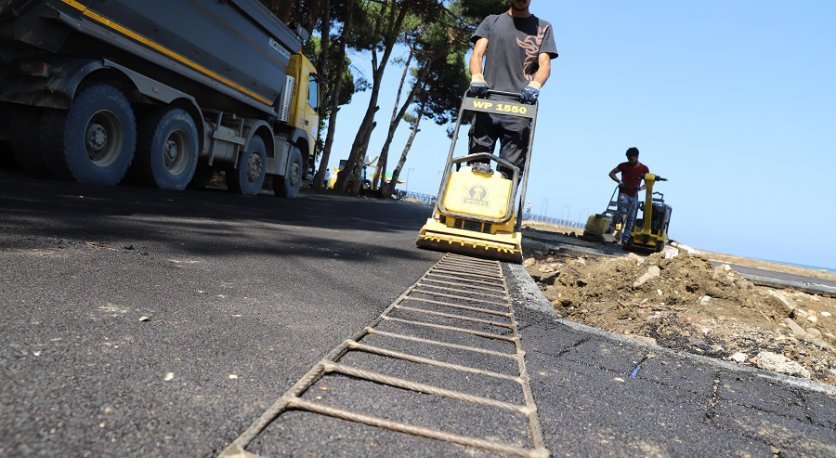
<box><xmin>469</xmin><ymin>74</ymin><xmax>490</xmax><ymax>97</ymax></box>
<box><xmin>520</xmin><ymin>82</ymin><xmax>541</xmax><ymax>104</ymax></box>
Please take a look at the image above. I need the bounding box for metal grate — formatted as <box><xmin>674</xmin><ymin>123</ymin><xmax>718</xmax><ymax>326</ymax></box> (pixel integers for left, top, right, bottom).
<box><xmin>220</xmin><ymin>254</ymin><xmax>548</xmax><ymax>457</ymax></box>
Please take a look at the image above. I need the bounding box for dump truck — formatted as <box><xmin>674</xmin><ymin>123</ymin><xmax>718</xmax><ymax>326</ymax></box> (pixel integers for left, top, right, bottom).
<box><xmin>0</xmin><ymin>0</ymin><xmax>319</xmax><ymax>197</ymax></box>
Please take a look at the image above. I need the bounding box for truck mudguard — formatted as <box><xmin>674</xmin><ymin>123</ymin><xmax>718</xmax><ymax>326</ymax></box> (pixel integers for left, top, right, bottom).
<box><xmin>23</xmin><ymin>58</ymin><xmax>206</xmax><ymax>145</ymax></box>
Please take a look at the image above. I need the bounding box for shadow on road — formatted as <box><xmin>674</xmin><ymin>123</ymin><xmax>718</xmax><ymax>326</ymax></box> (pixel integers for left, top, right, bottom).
<box><xmin>0</xmin><ymin>170</ymin><xmax>434</xmax><ymax>263</ymax></box>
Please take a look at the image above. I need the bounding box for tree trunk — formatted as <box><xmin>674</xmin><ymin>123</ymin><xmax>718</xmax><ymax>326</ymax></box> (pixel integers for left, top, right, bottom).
<box><xmin>273</xmin><ymin>1</ymin><xmax>293</xmax><ymax>23</ymax></box>
<box><xmin>351</xmin><ymin>120</ymin><xmax>377</xmax><ymax>195</ymax></box>
<box><xmin>310</xmin><ymin>0</ymin><xmax>330</xmax><ymax>187</ymax></box>
<box><xmin>314</xmin><ymin>0</ymin><xmax>352</xmax><ymax>189</ymax></box>
<box><xmin>335</xmin><ymin>1</ymin><xmax>409</xmax><ymax>193</ymax></box>
<box><xmin>300</xmin><ymin>0</ymin><xmax>324</xmax><ymax>38</ymax></box>
<box><xmin>381</xmin><ymin>102</ymin><xmax>425</xmax><ymax>197</ymax></box>
<box><xmin>315</xmin><ymin>0</ymin><xmax>330</xmax><ymax>106</ymax></box>
<box><xmin>373</xmin><ymin>44</ymin><xmax>415</xmax><ymax>190</ymax></box>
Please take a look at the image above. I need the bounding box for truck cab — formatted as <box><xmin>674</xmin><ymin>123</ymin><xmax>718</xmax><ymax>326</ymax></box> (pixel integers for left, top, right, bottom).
<box><xmin>286</xmin><ymin>54</ymin><xmax>319</xmax><ymax>162</ymax></box>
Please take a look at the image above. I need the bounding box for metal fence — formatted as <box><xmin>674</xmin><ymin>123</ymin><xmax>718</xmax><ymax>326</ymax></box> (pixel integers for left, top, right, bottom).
<box><xmin>397</xmin><ymin>191</ymin><xmax>437</xmax><ymax>206</ymax></box>
<box><xmin>398</xmin><ymin>191</ymin><xmax>586</xmax><ymax>229</ymax></box>
<box><xmin>522</xmin><ymin>213</ymin><xmax>585</xmax><ymax>229</ymax></box>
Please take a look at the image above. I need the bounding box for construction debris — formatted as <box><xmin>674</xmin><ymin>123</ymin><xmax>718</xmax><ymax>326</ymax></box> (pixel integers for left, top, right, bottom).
<box><xmin>525</xmin><ymin>249</ymin><xmax>836</xmax><ymax>385</ymax></box>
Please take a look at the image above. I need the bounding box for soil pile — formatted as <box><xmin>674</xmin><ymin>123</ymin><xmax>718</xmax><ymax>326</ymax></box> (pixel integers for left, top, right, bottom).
<box><xmin>525</xmin><ymin>250</ymin><xmax>836</xmax><ymax>384</ymax></box>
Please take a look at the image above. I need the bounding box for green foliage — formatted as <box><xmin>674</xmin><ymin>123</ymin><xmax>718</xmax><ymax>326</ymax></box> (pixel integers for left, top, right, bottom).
<box><xmin>459</xmin><ymin>0</ymin><xmax>508</xmax><ymax>21</ymax></box>
<box><xmin>305</xmin><ymin>36</ymin><xmax>356</xmax><ymax>108</ymax></box>
<box><xmin>404</xmin><ymin>1</ymin><xmax>471</xmax><ymax>126</ymax></box>
<box><xmin>347</xmin><ymin>0</ymin><xmax>446</xmax><ymax>55</ymax></box>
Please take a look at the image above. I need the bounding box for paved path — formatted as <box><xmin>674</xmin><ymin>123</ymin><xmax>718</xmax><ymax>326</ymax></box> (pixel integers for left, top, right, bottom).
<box><xmin>726</xmin><ymin>264</ymin><xmax>836</xmax><ymax>298</ymax></box>
<box><xmin>1</xmin><ymin>171</ymin><xmax>834</xmax><ymax>456</ymax></box>
<box><xmin>0</xmin><ymin>171</ymin><xmax>440</xmax><ymax>456</ymax></box>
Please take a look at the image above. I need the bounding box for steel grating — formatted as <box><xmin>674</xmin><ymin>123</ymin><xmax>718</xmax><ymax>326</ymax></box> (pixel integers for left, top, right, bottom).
<box><xmin>219</xmin><ymin>254</ymin><xmax>548</xmax><ymax>457</ymax></box>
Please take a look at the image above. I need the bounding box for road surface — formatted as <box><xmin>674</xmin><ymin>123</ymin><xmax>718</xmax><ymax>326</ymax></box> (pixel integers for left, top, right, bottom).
<box><xmin>1</xmin><ymin>170</ymin><xmax>834</xmax><ymax>456</ymax></box>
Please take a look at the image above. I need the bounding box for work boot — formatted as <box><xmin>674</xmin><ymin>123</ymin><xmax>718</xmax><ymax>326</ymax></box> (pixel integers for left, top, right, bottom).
<box><xmin>470</xmin><ymin>162</ymin><xmax>493</xmax><ymax>175</ymax></box>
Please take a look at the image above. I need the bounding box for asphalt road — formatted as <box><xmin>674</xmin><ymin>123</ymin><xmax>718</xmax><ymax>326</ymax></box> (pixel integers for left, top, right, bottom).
<box><xmin>2</xmin><ymin>169</ymin><xmax>835</xmax><ymax>457</ymax></box>
<box><xmin>0</xmin><ymin>169</ymin><xmax>441</xmax><ymax>456</ymax></box>
<box><xmin>726</xmin><ymin>264</ymin><xmax>836</xmax><ymax>298</ymax></box>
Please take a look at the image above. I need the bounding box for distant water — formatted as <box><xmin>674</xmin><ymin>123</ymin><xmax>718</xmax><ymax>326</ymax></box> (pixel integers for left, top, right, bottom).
<box><xmin>760</xmin><ymin>259</ymin><xmax>836</xmax><ymax>274</ymax></box>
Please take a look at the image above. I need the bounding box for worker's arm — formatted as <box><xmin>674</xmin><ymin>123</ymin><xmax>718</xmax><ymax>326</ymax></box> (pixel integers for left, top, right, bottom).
<box><xmin>520</xmin><ymin>53</ymin><xmax>552</xmax><ymax>104</ymax></box>
<box><xmin>639</xmin><ymin>167</ymin><xmax>649</xmax><ymax>190</ymax></box>
<box><xmin>469</xmin><ymin>38</ymin><xmax>489</xmax><ymax>82</ymax></box>
<box><xmin>609</xmin><ymin>167</ymin><xmax>622</xmax><ymax>184</ymax></box>
<box><xmin>530</xmin><ymin>53</ymin><xmax>552</xmax><ymax>89</ymax></box>
<box><xmin>468</xmin><ymin>38</ymin><xmax>490</xmax><ymax>96</ymax></box>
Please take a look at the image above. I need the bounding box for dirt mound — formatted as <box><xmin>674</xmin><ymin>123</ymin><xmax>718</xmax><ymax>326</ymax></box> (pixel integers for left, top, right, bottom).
<box><xmin>526</xmin><ymin>250</ymin><xmax>836</xmax><ymax>384</ymax></box>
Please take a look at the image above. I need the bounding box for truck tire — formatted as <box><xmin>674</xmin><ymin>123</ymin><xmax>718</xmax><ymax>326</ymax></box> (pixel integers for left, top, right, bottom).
<box><xmin>226</xmin><ymin>136</ymin><xmax>266</xmax><ymax>196</ymax></box>
<box><xmin>135</xmin><ymin>108</ymin><xmax>199</xmax><ymax>190</ymax></box>
<box><xmin>273</xmin><ymin>146</ymin><xmax>303</xmax><ymax>198</ymax></box>
<box><xmin>43</xmin><ymin>84</ymin><xmax>136</xmax><ymax>185</ymax></box>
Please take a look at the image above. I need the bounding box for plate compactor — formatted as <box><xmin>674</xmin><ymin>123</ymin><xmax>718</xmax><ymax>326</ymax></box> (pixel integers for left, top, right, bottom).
<box><xmin>416</xmin><ymin>90</ymin><xmax>538</xmax><ymax>263</ymax></box>
<box><xmin>582</xmin><ymin>185</ymin><xmax>623</xmax><ymax>243</ymax></box>
<box><xmin>624</xmin><ymin>173</ymin><xmax>672</xmax><ymax>253</ymax></box>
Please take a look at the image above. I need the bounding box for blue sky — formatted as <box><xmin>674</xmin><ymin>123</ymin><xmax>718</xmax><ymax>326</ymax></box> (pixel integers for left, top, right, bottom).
<box><xmin>325</xmin><ymin>1</ymin><xmax>836</xmax><ymax>269</ymax></box>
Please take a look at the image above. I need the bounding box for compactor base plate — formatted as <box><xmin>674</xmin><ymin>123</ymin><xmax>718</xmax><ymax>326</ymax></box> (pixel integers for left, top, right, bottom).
<box><xmin>416</xmin><ymin>218</ymin><xmax>523</xmax><ymax>263</ymax></box>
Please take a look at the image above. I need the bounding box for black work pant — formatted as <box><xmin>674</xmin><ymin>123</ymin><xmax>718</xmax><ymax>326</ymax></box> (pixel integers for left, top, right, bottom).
<box><xmin>468</xmin><ymin>112</ymin><xmax>531</xmax><ymax>178</ymax></box>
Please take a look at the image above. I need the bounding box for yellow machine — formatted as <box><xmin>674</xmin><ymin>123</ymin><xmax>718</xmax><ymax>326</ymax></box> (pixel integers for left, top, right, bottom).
<box><xmin>417</xmin><ymin>90</ymin><xmax>538</xmax><ymax>263</ymax></box>
<box><xmin>624</xmin><ymin>173</ymin><xmax>672</xmax><ymax>253</ymax></box>
<box><xmin>582</xmin><ymin>185</ymin><xmax>622</xmax><ymax>243</ymax></box>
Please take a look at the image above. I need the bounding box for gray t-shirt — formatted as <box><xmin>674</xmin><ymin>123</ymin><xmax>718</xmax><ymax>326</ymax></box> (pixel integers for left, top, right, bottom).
<box><xmin>472</xmin><ymin>13</ymin><xmax>558</xmax><ymax>93</ymax></box>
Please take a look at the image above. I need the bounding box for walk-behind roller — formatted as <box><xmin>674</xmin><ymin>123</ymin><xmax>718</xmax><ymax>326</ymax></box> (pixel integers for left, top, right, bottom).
<box><xmin>417</xmin><ymin>90</ymin><xmax>538</xmax><ymax>263</ymax></box>
<box><xmin>624</xmin><ymin>173</ymin><xmax>672</xmax><ymax>253</ymax></box>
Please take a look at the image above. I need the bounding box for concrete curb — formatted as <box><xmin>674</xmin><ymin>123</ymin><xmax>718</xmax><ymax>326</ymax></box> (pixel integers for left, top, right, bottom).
<box><xmin>741</xmin><ymin>273</ymin><xmax>836</xmax><ymax>298</ymax></box>
<box><xmin>506</xmin><ymin>263</ymin><xmax>836</xmax><ymax>396</ymax></box>
<box><xmin>522</xmin><ymin>238</ymin><xmax>621</xmax><ymax>258</ymax></box>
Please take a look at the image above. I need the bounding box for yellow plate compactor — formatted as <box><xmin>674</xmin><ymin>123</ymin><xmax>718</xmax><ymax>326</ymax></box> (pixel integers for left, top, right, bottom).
<box><xmin>624</xmin><ymin>173</ymin><xmax>672</xmax><ymax>253</ymax></box>
<box><xmin>417</xmin><ymin>90</ymin><xmax>538</xmax><ymax>263</ymax></box>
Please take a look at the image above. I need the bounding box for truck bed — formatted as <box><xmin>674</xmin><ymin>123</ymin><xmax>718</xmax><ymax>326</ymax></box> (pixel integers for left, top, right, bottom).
<box><xmin>0</xmin><ymin>0</ymin><xmax>302</xmax><ymax>116</ymax></box>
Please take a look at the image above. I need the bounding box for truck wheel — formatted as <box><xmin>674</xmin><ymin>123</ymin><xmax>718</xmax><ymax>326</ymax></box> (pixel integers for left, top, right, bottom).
<box><xmin>135</xmin><ymin>108</ymin><xmax>199</xmax><ymax>190</ymax></box>
<box><xmin>273</xmin><ymin>146</ymin><xmax>303</xmax><ymax>198</ymax></box>
<box><xmin>226</xmin><ymin>136</ymin><xmax>266</xmax><ymax>196</ymax></box>
<box><xmin>43</xmin><ymin>84</ymin><xmax>136</xmax><ymax>184</ymax></box>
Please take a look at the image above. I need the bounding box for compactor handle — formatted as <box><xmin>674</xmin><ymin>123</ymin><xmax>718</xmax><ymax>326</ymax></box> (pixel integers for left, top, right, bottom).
<box><xmin>486</xmin><ymin>89</ymin><xmax>522</xmax><ymax>99</ymax></box>
<box><xmin>466</xmin><ymin>89</ymin><xmax>531</xmax><ymax>103</ymax></box>
<box><xmin>641</xmin><ymin>173</ymin><xmax>667</xmax><ymax>182</ymax></box>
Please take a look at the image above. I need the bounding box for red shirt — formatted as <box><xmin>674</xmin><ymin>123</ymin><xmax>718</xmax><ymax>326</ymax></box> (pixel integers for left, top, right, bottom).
<box><xmin>617</xmin><ymin>161</ymin><xmax>650</xmax><ymax>197</ymax></box>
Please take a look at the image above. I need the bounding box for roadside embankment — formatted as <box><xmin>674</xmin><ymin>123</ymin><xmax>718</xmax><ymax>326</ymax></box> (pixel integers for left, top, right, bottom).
<box><xmin>524</xmin><ymin>249</ymin><xmax>836</xmax><ymax>385</ymax></box>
